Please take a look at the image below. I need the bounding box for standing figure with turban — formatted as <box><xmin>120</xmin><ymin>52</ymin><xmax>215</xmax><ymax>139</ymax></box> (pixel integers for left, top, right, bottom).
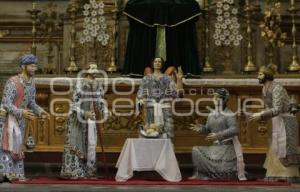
<box><xmin>0</xmin><ymin>54</ymin><xmax>49</xmax><ymax>182</ymax></box>
<box><xmin>60</xmin><ymin>64</ymin><xmax>110</xmax><ymax>179</ymax></box>
<box><xmin>249</xmin><ymin>65</ymin><xmax>300</xmax><ymax>182</ymax></box>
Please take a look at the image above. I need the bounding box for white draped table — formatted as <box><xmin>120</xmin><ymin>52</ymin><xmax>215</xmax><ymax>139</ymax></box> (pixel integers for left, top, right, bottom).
<box><xmin>115</xmin><ymin>138</ymin><xmax>182</xmax><ymax>182</ymax></box>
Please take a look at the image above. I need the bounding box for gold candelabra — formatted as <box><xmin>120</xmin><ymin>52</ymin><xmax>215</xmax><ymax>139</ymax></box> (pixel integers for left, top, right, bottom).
<box><xmin>39</xmin><ymin>2</ymin><xmax>63</xmax><ymax>74</ymax></box>
<box><xmin>65</xmin><ymin>0</ymin><xmax>79</xmax><ymax>73</ymax></box>
<box><xmin>260</xmin><ymin>1</ymin><xmax>286</xmax><ymax>72</ymax></box>
<box><xmin>287</xmin><ymin>0</ymin><xmax>300</xmax><ymax>72</ymax></box>
<box><xmin>243</xmin><ymin>0</ymin><xmax>257</xmax><ymax>72</ymax></box>
<box><xmin>202</xmin><ymin>0</ymin><xmax>214</xmax><ymax>73</ymax></box>
<box><xmin>27</xmin><ymin>2</ymin><xmax>41</xmax><ymax>55</ymax></box>
<box><xmin>106</xmin><ymin>2</ymin><xmax>118</xmax><ymax>73</ymax></box>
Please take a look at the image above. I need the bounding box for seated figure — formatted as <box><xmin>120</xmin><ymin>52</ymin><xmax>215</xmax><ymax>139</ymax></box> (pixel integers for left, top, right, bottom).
<box><xmin>189</xmin><ymin>88</ymin><xmax>246</xmax><ymax>180</ymax></box>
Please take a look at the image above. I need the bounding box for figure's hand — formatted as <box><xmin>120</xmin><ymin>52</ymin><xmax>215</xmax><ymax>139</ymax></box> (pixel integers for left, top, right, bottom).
<box><xmin>0</xmin><ymin>108</ymin><xmax>6</xmax><ymax>119</ymax></box>
<box><xmin>10</xmin><ymin>152</ymin><xmax>24</xmax><ymax>161</ymax></box>
<box><xmin>175</xmin><ymin>73</ymin><xmax>183</xmax><ymax>81</ymax></box>
<box><xmin>22</xmin><ymin>109</ymin><xmax>36</xmax><ymax>120</ymax></box>
<box><xmin>137</xmin><ymin>99</ymin><xmax>144</xmax><ymax>107</ymax></box>
<box><xmin>189</xmin><ymin>123</ymin><xmax>202</xmax><ymax>132</ymax></box>
<box><xmin>85</xmin><ymin>111</ymin><xmax>96</xmax><ymax>120</ymax></box>
<box><xmin>136</xmin><ymin>99</ymin><xmax>144</xmax><ymax>116</ymax></box>
<box><xmin>104</xmin><ymin>110</ymin><xmax>112</xmax><ymax>119</ymax></box>
<box><xmin>176</xmin><ymin>66</ymin><xmax>184</xmax><ymax>80</ymax></box>
<box><xmin>40</xmin><ymin>110</ymin><xmax>50</xmax><ymax>119</ymax></box>
<box><xmin>288</xmin><ymin>103</ymin><xmax>300</xmax><ymax>114</ymax></box>
<box><xmin>247</xmin><ymin>112</ymin><xmax>262</xmax><ymax>122</ymax></box>
<box><xmin>206</xmin><ymin>133</ymin><xmax>218</xmax><ymax>142</ymax></box>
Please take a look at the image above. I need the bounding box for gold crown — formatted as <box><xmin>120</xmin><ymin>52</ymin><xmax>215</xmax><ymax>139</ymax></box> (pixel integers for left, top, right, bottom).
<box><xmin>87</xmin><ymin>64</ymin><xmax>99</xmax><ymax>74</ymax></box>
<box><xmin>259</xmin><ymin>65</ymin><xmax>276</xmax><ymax>76</ymax></box>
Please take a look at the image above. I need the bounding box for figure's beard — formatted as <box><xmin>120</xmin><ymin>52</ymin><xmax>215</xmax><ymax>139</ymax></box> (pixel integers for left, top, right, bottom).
<box><xmin>24</xmin><ymin>66</ymin><xmax>35</xmax><ymax>77</ymax></box>
<box><xmin>26</xmin><ymin>70</ymin><xmax>34</xmax><ymax>77</ymax></box>
<box><xmin>258</xmin><ymin>77</ymin><xmax>266</xmax><ymax>84</ymax></box>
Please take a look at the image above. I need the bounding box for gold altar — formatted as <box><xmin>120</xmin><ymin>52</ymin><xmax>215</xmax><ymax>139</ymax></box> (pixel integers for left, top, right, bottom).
<box><xmin>26</xmin><ymin>77</ymin><xmax>300</xmax><ymax>154</ymax></box>
<box><xmin>1</xmin><ymin>0</ymin><xmax>300</xmax><ymax>158</ymax></box>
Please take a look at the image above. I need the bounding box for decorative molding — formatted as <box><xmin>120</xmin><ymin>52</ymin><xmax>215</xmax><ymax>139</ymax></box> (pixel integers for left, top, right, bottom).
<box><xmin>34</xmin><ymin>77</ymin><xmax>300</xmax><ymax>87</ymax></box>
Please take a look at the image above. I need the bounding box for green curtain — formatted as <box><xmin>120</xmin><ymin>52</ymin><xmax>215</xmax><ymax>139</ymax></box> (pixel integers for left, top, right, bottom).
<box><xmin>155</xmin><ymin>26</ymin><xmax>166</xmax><ymax>61</ymax></box>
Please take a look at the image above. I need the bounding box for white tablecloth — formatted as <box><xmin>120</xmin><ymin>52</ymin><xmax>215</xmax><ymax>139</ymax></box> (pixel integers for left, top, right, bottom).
<box><xmin>115</xmin><ymin>138</ymin><xmax>182</xmax><ymax>182</ymax></box>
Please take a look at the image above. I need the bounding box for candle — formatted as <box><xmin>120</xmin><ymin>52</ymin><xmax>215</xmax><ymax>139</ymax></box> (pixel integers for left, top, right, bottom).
<box><xmin>291</xmin><ymin>0</ymin><xmax>295</xmax><ymax>6</ymax></box>
<box><xmin>32</xmin><ymin>2</ymin><xmax>36</xmax><ymax>9</ymax></box>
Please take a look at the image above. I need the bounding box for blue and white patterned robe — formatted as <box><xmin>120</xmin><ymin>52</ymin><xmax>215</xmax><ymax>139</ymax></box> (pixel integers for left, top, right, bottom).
<box><xmin>137</xmin><ymin>75</ymin><xmax>178</xmax><ymax>141</ymax></box>
<box><xmin>0</xmin><ymin>75</ymin><xmax>42</xmax><ymax>180</ymax></box>
<box><xmin>60</xmin><ymin>79</ymin><xmax>107</xmax><ymax>178</ymax></box>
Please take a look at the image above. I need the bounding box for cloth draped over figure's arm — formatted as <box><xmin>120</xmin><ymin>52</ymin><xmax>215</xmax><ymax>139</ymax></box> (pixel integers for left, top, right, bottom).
<box><xmin>2</xmin><ymin>79</ymin><xmax>23</xmax><ymax>119</ymax></box>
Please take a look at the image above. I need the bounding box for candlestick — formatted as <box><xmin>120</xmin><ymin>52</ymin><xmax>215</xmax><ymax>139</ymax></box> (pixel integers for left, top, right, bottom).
<box><xmin>291</xmin><ymin>0</ymin><xmax>295</xmax><ymax>6</ymax></box>
<box><xmin>243</xmin><ymin>0</ymin><xmax>257</xmax><ymax>72</ymax></box>
<box><xmin>202</xmin><ymin>0</ymin><xmax>214</xmax><ymax>73</ymax></box>
<box><xmin>287</xmin><ymin>1</ymin><xmax>300</xmax><ymax>72</ymax></box>
<box><xmin>27</xmin><ymin>3</ymin><xmax>41</xmax><ymax>55</ymax></box>
<box><xmin>65</xmin><ymin>0</ymin><xmax>79</xmax><ymax>73</ymax></box>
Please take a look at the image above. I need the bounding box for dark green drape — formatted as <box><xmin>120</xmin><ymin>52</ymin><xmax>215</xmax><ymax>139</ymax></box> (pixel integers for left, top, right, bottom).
<box><xmin>122</xmin><ymin>0</ymin><xmax>202</xmax><ymax>76</ymax></box>
<box><xmin>123</xmin><ymin>0</ymin><xmax>201</xmax><ymax>26</ymax></box>
<box><xmin>122</xmin><ymin>18</ymin><xmax>157</xmax><ymax>76</ymax></box>
<box><xmin>164</xmin><ymin>18</ymin><xmax>201</xmax><ymax>74</ymax></box>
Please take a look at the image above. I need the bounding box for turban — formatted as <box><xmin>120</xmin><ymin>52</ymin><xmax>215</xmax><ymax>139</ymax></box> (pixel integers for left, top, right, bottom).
<box><xmin>19</xmin><ymin>54</ymin><xmax>38</xmax><ymax>66</ymax></box>
<box><xmin>86</xmin><ymin>64</ymin><xmax>100</xmax><ymax>74</ymax></box>
<box><xmin>259</xmin><ymin>65</ymin><xmax>276</xmax><ymax>78</ymax></box>
<box><xmin>214</xmin><ymin>88</ymin><xmax>230</xmax><ymax>103</ymax></box>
